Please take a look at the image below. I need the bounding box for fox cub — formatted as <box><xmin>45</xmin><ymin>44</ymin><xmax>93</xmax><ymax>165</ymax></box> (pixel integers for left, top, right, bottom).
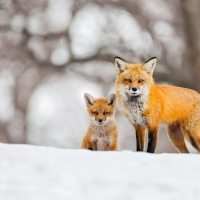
<box><xmin>81</xmin><ymin>93</ymin><xmax>118</xmax><ymax>151</ymax></box>
<box><xmin>115</xmin><ymin>56</ymin><xmax>200</xmax><ymax>153</ymax></box>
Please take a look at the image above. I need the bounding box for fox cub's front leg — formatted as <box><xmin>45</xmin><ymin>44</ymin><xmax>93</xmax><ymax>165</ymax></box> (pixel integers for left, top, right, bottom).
<box><xmin>103</xmin><ymin>135</ymin><xmax>118</xmax><ymax>151</ymax></box>
<box><xmin>81</xmin><ymin>137</ymin><xmax>94</xmax><ymax>150</ymax></box>
<box><xmin>96</xmin><ymin>137</ymin><xmax>118</xmax><ymax>151</ymax></box>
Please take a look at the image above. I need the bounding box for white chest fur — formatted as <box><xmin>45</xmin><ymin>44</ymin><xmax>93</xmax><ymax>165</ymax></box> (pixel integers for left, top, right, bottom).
<box><xmin>120</xmin><ymin>97</ymin><xmax>148</xmax><ymax>127</ymax></box>
<box><xmin>90</xmin><ymin>122</ymin><xmax>113</xmax><ymax>150</ymax></box>
<box><xmin>117</xmin><ymin>83</ymin><xmax>150</xmax><ymax>127</ymax></box>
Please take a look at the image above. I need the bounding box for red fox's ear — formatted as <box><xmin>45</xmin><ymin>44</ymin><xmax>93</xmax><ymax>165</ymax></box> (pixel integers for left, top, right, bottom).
<box><xmin>114</xmin><ymin>57</ymin><xmax>127</xmax><ymax>73</ymax></box>
<box><xmin>84</xmin><ymin>93</ymin><xmax>95</xmax><ymax>106</ymax></box>
<box><xmin>106</xmin><ymin>93</ymin><xmax>117</xmax><ymax>106</ymax></box>
<box><xmin>143</xmin><ymin>57</ymin><xmax>157</xmax><ymax>74</ymax></box>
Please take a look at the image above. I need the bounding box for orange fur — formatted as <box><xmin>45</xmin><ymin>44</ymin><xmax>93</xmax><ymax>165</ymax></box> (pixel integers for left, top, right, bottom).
<box><xmin>115</xmin><ymin>57</ymin><xmax>200</xmax><ymax>153</ymax></box>
<box><xmin>81</xmin><ymin>94</ymin><xmax>118</xmax><ymax>151</ymax></box>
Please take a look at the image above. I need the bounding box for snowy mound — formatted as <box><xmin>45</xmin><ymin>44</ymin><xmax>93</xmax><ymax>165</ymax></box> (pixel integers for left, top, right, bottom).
<box><xmin>0</xmin><ymin>143</ymin><xmax>199</xmax><ymax>200</ymax></box>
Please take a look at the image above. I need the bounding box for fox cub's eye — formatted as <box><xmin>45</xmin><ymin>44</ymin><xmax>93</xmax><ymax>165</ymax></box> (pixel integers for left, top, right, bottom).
<box><xmin>92</xmin><ymin>111</ymin><xmax>98</xmax><ymax>115</ymax></box>
<box><xmin>138</xmin><ymin>79</ymin><xmax>144</xmax><ymax>83</ymax></box>
<box><xmin>103</xmin><ymin>111</ymin><xmax>109</xmax><ymax>115</ymax></box>
<box><xmin>125</xmin><ymin>79</ymin><xmax>131</xmax><ymax>82</ymax></box>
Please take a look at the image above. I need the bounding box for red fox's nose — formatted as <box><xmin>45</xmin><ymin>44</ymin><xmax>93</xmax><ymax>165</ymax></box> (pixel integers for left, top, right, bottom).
<box><xmin>132</xmin><ymin>88</ymin><xmax>137</xmax><ymax>92</ymax></box>
<box><xmin>98</xmin><ymin>119</ymin><xmax>103</xmax><ymax>123</ymax></box>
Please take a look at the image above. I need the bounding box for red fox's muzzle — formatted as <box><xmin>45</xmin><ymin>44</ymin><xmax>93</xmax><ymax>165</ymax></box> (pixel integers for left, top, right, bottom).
<box><xmin>114</xmin><ymin>57</ymin><xmax>155</xmax><ymax>101</ymax></box>
<box><xmin>130</xmin><ymin>87</ymin><xmax>140</xmax><ymax>96</ymax></box>
<box><xmin>118</xmin><ymin>84</ymin><xmax>149</xmax><ymax>100</ymax></box>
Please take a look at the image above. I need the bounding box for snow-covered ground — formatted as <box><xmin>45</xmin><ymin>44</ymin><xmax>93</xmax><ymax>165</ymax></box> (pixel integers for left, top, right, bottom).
<box><xmin>0</xmin><ymin>143</ymin><xmax>199</xmax><ymax>200</ymax></box>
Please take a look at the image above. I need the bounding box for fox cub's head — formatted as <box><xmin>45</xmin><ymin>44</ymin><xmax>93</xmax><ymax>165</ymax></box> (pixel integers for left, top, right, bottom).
<box><xmin>84</xmin><ymin>93</ymin><xmax>117</xmax><ymax>125</ymax></box>
<box><xmin>114</xmin><ymin>57</ymin><xmax>157</xmax><ymax>100</ymax></box>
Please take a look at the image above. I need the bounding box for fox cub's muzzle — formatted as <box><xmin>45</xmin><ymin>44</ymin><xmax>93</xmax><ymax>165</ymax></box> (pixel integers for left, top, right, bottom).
<box><xmin>96</xmin><ymin>118</ymin><xmax>106</xmax><ymax>125</ymax></box>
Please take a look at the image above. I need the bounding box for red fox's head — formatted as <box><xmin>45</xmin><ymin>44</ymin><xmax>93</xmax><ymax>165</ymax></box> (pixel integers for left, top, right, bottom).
<box><xmin>84</xmin><ymin>93</ymin><xmax>117</xmax><ymax>125</ymax></box>
<box><xmin>114</xmin><ymin>57</ymin><xmax>157</xmax><ymax>101</ymax></box>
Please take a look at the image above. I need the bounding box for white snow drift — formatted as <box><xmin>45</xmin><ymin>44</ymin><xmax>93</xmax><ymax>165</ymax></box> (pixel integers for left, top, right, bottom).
<box><xmin>0</xmin><ymin>143</ymin><xmax>199</xmax><ymax>200</ymax></box>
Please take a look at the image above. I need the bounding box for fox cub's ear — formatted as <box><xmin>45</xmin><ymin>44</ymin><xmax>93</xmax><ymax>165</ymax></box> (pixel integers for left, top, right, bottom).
<box><xmin>106</xmin><ymin>93</ymin><xmax>117</xmax><ymax>106</ymax></box>
<box><xmin>114</xmin><ymin>57</ymin><xmax>127</xmax><ymax>73</ymax></box>
<box><xmin>84</xmin><ymin>93</ymin><xmax>95</xmax><ymax>106</ymax></box>
<box><xmin>143</xmin><ymin>57</ymin><xmax>157</xmax><ymax>74</ymax></box>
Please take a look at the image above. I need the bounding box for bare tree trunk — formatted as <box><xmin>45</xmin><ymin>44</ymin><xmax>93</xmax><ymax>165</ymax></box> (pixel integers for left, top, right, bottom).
<box><xmin>181</xmin><ymin>0</ymin><xmax>200</xmax><ymax>91</ymax></box>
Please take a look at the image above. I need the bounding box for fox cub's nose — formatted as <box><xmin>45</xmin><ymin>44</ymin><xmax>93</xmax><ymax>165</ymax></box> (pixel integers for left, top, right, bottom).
<box><xmin>98</xmin><ymin>119</ymin><xmax>103</xmax><ymax>123</ymax></box>
<box><xmin>132</xmin><ymin>88</ymin><xmax>137</xmax><ymax>92</ymax></box>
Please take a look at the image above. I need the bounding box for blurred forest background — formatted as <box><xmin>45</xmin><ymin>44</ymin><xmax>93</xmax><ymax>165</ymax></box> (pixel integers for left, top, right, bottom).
<box><xmin>0</xmin><ymin>0</ymin><xmax>200</xmax><ymax>153</ymax></box>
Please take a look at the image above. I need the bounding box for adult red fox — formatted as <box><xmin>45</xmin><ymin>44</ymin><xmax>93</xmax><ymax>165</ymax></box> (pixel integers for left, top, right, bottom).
<box><xmin>81</xmin><ymin>93</ymin><xmax>118</xmax><ymax>151</ymax></box>
<box><xmin>114</xmin><ymin>57</ymin><xmax>200</xmax><ymax>153</ymax></box>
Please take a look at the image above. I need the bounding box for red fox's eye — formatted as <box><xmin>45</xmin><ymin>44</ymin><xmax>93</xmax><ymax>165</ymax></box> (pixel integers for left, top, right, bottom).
<box><xmin>138</xmin><ymin>79</ymin><xmax>144</xmax><ymax>83</ymax></box>
<box><xmin>125</xmin><ymin>79</ymin><xmax>131</xmax><ymax>82</ymax></box>
<box><xmin>92</xmin><ymin>111</ymin><xmax>98</xmax><ymax>115</ymax></box>
<box><xmin>103</xmin><ymin>111</ymin><xmax>109</xmax><ymax>115</ymax></box>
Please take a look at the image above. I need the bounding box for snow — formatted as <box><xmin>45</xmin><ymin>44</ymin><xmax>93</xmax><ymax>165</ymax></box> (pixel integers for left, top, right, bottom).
<box><xmin>0</xmin><ymin>143</ymin><xmax>200</xmax><ymax>200</ymax></box>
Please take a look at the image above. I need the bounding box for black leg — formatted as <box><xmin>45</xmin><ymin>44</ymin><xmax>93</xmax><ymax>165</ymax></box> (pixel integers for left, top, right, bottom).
<box><xmin>147</xmin><ymin>128</ymin><xmax>158</xmax><ymax>153</ymax></box>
